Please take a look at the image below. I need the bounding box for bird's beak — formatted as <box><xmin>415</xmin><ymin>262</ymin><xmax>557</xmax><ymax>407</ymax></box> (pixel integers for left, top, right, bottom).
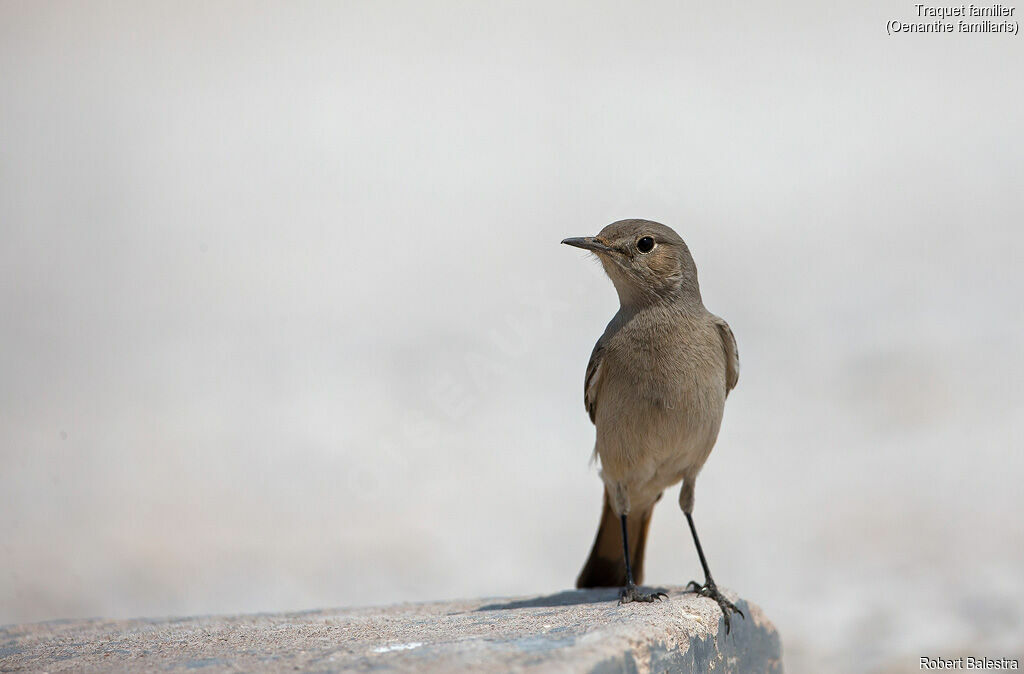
<box><xmin>561</xmin><ymin>236</ymin><xmax>613</xmax><ymax>254</ymax></box>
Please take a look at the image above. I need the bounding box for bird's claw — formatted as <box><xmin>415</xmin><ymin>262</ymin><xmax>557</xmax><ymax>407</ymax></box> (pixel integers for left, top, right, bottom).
<box><xmin>684</xmin><ymin>580</ymin><xmax>745</xmax><ymax>633</ymax></box>
<box><xmin>619</xmin><ymin>584</ymin><xmax>669</xmax><ymax>604</ymax></box>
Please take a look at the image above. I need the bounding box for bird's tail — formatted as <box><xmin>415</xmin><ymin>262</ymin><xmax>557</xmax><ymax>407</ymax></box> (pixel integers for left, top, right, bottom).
<box><xmin>576</xmin><ymin>490</ymin><xmax>657</xmax><ymax>588</ymax></box>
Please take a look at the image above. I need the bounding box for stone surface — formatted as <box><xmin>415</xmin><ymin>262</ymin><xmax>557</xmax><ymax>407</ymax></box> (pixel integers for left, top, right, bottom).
<box><xmin>0</xmin><ymin>586</ymin><xmax>782</xmax><ymax>673</ymax></box>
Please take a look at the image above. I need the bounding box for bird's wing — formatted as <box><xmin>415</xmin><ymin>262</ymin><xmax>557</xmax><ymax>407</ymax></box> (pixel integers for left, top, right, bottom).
<box><xmin>712</xmin><ymin>315</ymin><xmax>740</xmax><ymax>395</ymax></box>
<box><xmin>584</xmin><ymin>339</ymin><xmax>604</xmax><ymax>424</ymax></box>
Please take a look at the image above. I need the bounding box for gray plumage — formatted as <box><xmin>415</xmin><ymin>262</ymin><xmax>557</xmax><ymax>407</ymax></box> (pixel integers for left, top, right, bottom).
<box><xmin>563</xmin><ymin>218</ymin><xmax>744</xmax><ymax>629</ymax></box>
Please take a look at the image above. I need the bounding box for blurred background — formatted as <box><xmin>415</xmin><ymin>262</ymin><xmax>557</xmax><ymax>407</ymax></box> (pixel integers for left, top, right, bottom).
<box><xmin>2</xmin><ymin>2</ymin><xmax>1022</xmax><ymax>672</ymax></box>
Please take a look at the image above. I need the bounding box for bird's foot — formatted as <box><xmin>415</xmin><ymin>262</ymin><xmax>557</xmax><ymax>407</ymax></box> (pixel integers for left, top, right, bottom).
<box><xmin>684</xmin><ymin>580</ymin><xmax>745</xmax><ymax>633</ymax></box>
<box><xmin>619</xmin><ymin>584</ymin><xmax>668</xmax><ymax>605</ymax></box>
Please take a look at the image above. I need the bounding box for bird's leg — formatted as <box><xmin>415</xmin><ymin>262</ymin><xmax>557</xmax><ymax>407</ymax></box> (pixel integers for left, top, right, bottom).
<box><xmin>683</xmin><ymin>512</ymin><xmax>744</xmax><ymax>632</ymax></box>
<box><xmin>618</xmin><ymin>514</ymin><xmax>667</xmax><ymax>604</ymax></box>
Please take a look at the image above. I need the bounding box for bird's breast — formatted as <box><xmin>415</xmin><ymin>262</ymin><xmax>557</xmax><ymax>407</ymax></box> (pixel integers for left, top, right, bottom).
<box><xmin>591</xmin><ymin>315</ymin><xmax>727</xmax><ymax>485</ymax></box>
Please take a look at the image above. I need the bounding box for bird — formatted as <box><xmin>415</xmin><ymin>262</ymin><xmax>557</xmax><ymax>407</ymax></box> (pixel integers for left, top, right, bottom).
<box><xmin>562</xmin><ymin>218</ymin><xmax>744</xmax><ymax>632</ymax></box>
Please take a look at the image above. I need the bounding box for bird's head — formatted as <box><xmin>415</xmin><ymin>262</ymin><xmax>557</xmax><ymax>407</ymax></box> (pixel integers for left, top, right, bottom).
<box><xmin>562</xmin><ymin>219</ymin><xmax>701</xmax><ymax>307</ymax></box>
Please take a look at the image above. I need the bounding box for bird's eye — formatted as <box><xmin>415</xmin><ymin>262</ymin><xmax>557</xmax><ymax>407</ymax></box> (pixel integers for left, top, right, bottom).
<box><xmin>636</xmin><ymin>236</ymin><xmax>655</xmax><ymax>253</ymax></box>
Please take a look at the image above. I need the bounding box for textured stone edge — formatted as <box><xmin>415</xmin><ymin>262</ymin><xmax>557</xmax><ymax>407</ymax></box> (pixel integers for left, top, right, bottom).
<box><xmin>588</xmin><ymin>600</ymin><xmax>783</xmax><ymax>674</ymax></box>
<box><xmin>0</xmin><ymin>590</ymin><xmax>783</xmax><ymax>673</ymax></box>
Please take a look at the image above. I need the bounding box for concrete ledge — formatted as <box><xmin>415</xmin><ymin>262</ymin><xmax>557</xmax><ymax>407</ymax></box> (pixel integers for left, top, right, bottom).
<box><xmin>0</xmin><ymin>586</ymin><xmax>782</xmax><ymax>673</ymax></box>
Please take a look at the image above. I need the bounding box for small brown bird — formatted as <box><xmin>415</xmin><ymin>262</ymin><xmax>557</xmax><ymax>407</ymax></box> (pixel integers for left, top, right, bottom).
<box><xmin>562</xmin><ymin>219</ymin><xmax>743</xmax><ymax>632</ymax></box>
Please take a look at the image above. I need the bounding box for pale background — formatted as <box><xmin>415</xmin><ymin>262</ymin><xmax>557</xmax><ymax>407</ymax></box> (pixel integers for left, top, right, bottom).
<box><xmin>2</xmin><ymin>2</ymin><xmax>1022</xmax><ymax>672</ymax></box>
